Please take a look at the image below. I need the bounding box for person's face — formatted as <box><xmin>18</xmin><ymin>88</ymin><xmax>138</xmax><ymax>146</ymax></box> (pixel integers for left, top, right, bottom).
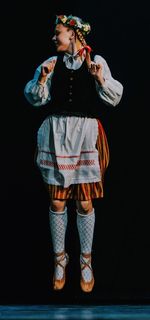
<box><xmin>52</xmin><ymin>23</ymin><xmax>74</xmax><ymax>53</ymax></box>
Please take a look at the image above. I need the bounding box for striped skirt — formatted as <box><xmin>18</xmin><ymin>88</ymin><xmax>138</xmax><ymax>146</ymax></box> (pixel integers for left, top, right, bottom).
<box><xmin>45</xmin><ymin>119</ymin><xmax>109</xmax><ymax>200</ymax></box>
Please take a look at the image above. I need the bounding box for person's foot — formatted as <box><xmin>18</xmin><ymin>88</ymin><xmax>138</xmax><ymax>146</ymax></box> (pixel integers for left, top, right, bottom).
<box><xmin>53</xmin><ymin>252</ymin><xmax>69</xmax><ymax>290</ymax></box>
<box><xmin>80</xmin><ymin>254</ymin><xmax>95</xmax><ymax>293</ymax></box>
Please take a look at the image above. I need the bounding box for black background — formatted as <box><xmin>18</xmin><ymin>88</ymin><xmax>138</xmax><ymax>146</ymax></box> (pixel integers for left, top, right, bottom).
<box><xmin>1</xmin><ymin>0</ymin><xmax>150</xmax><ymax>305</ymax></box>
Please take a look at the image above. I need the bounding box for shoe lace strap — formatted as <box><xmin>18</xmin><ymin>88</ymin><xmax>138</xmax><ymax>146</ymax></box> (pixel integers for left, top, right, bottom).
<box><xmin>80</xmin><ymin>255</ymin><xmax>92</xmax><ymax>271</ymax></box>
<box><xmin>55</xmin><ymin>253</ymin><xmax>68</xmax><ymax>268</ymax></box>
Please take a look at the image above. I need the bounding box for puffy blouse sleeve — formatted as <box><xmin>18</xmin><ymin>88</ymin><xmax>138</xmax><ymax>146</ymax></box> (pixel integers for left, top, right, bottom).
<box><xmin>94</xmin><ymin>54</ymin><xmax>123</xmax><ymax>107</ymax></box>
<box><xmin>24</xmin><ymin>56</ymin><xmax>57</xmax><ymax>107</ymax></box>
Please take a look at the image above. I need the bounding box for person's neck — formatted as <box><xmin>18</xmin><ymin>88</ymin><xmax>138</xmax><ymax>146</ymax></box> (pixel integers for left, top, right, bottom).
<box><xmin>66</xmin><ymin>41</ymin><xmax>83</xmax><ymax>56</ymax></box>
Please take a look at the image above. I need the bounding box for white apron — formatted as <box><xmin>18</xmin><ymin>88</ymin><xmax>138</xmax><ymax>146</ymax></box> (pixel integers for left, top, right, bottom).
<box><xmin>36</xmin><ymin>116</ymin><xmax>101</xmax><ymax>188</ymax></box>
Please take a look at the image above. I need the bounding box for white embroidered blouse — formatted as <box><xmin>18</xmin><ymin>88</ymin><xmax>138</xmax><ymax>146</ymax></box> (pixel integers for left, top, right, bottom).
<box><xmin>24</xmin><ymin>53</ymin><xmax>123</xmax><ymax>108</ymax></box>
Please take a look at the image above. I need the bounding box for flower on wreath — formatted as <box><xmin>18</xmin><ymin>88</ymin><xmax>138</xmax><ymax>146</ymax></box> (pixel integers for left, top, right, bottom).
<box><xmin>55</xmin><ymin>15</ymin><xmax>91</xmax><ymax>36</ymax></box>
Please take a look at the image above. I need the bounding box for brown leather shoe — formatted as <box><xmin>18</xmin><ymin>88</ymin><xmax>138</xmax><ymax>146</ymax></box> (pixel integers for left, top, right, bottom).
<box><xmin>53</xmin><ymin>253</ymin><xmax>69</xmax><ymax>290</ymax></box>
<box><xmin>80</xmin><ymin>255</ymin><xmax>95</xmax><ymax>293</ymax></box>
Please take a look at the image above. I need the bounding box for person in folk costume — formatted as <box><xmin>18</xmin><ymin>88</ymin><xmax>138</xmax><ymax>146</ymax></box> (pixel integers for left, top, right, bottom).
<box><xmin>24</xmin><ymin>14</ymin><xmax>123</xmax><ymax>293</ymax></box>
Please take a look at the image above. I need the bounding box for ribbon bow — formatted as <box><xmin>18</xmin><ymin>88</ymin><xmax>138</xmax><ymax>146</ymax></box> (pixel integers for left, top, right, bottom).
<box><xmin>78</xmin><ymin>45</ymin><xmax>92</xmax><ymax>56</ymax></box>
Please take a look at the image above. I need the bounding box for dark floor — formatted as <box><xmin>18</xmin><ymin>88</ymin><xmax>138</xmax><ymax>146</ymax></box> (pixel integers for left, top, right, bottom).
<box><xmin>1</xmin><ymin>305</ymin><xmax>150</xmax><ymax>320</ymax></box>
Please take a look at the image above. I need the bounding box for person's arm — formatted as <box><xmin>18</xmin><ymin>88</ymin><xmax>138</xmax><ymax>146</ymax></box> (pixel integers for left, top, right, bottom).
<box><xmin>24</xmin><ymin>56</ymin><xmax>57</xmax><ymax>107</ymax></box>
<box><xmin>92</xmin><ymin>55</ymin><xmax>123</xmax><ymax>107</ymax></box>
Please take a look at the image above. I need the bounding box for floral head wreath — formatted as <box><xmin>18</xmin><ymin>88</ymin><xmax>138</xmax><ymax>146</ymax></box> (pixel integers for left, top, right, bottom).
<box><xmin>55</xmin><ymin>15</ymin><xmax>91</xmax><ymax>37</ymax></box>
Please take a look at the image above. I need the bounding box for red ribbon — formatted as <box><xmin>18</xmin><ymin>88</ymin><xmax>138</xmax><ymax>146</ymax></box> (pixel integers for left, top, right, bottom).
<box><xmin>78</xmin><ymin>45</ymin><xmax>92</xmax><ymax>56</ymax></box>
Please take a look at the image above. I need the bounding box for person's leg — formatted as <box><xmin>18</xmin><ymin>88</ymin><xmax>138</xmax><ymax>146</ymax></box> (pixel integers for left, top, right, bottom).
<box><xmin>49</xmin><ymin>199</ymin><xmax>69</xmax><ymax>290</ymax></box>
<box><xmin>76</xmin><ymin>200</ymin><xmax>95</xmax><ymax>292</ymax></box>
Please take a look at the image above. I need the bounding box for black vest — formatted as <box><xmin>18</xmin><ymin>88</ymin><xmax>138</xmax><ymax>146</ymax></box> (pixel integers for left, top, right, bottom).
<box><xmin>49</xmin><ymin>54</ymin><xmax>106</xmax><ymax>119</ymax></box>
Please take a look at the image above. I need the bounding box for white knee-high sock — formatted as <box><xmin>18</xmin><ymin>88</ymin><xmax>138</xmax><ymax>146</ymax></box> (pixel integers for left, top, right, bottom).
<box><xmin>76</xmin><ymin>209</ymin><xmax>95</xmax><ymax>254</ymax></box>
<box><xmin>49</xmin><ymin>207</ymin><xmax>68</xmax><ymax>254</ymax></box>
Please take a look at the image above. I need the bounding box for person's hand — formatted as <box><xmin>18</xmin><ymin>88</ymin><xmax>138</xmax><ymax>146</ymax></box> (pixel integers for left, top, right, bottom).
<box><xmin>38</xmin><ymin>59</ymin><xmax>56</xmax><ymax>84</ymax></box>
<box><xmin>88</xmin><ymin>62</ymin><xmax>105</xmax><ymax>86</ymax></box>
